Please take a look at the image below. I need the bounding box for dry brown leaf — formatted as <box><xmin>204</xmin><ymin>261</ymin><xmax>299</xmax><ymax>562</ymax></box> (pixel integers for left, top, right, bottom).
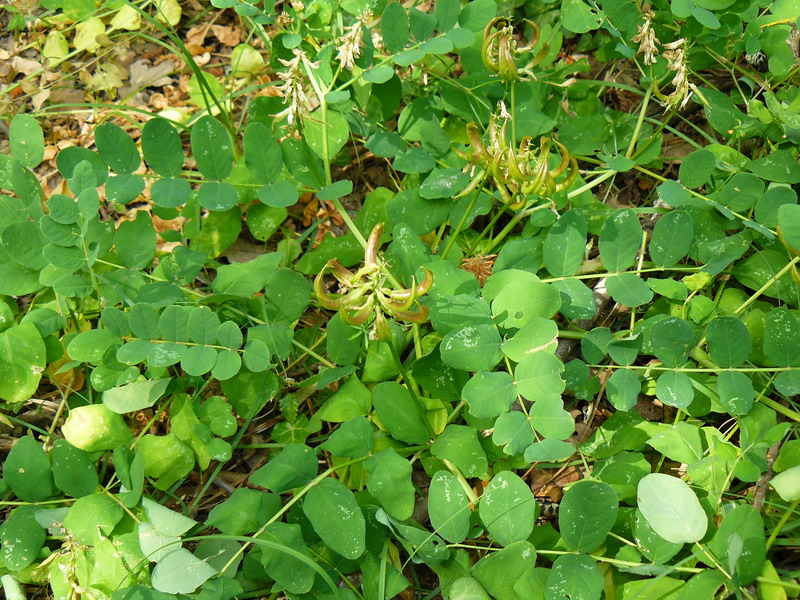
<box><xmin>123</xmin><ymin>58</ymin><xmax>177</xmax><ymax>93</ymax></box>
<box><xmin>10</xmin><ymin>55</ymin><xmax>42</xmax><ymax>77</ymax></box>
<box><xmin>211</xmin><ymin>24</ymin><xmax>241</xmax><ymax>46</ymax></box>
<box><xmin>185</xmin><ymin>25</ymin><xmax>208</xmax><ymax>47</ymax></box>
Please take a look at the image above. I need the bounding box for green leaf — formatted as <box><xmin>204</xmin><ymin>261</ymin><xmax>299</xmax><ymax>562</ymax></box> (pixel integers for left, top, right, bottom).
<box><xmin>139</xmin><ymin>433</ymin><xmax>195</xmax><ymax>490</ymax></box>
<box><xmin>706</xmin><ymin>316</ymin><xmax>751</xmax><ymax>367</ymax></box>
<box><xmin>420</xmin><ymin>168</ymin><xmax>469</xmax><ymax>199</ymax></box>
<box><xmin>257</xmin><ymin>523</ymin><xmax>317</xmax><ymax>594</ymax></box>
<box><xmin>181</xmin><ymin>345</ymin><xmax>218</xmax><ymax>376</ymax></box>
<box><xmin>559</xmin><ymin>480</ymin><xmax>618</xmax><ymax>552</ymax></box>
<box><xmin>151</xmin><ymin>549</ymin><xmax>217</xmax><ymax>594</ymax></box>
<box><xmin>650</xmin><ymin>317</ymin><xmax>693</xmax><ymax>367</ymax></box>
<box><xmin>198</xmin><ymin>181</ymin><xmax>239</xmax><ymax>211</ymax></box>
<box><xmin>606</xmin><ymin>273</ymin><xmax>654</xmax><ymax>307</ymax></box>
<box><xmin>502</xmin><ymin>315</ymin><xmax>559</xmax><ymax>362</ymax></box>
<box><xmin>302</xmin><ymin>478</ymin><xmax>366</xmax><ymax>559</ymax></box>
<box><xmin>265</xmin><ymin>268</ymin><xmax>312</xmax><ymax>325</ymax></box>
<box><xmin>440</xmin><ymin>324</ymin><xmax>503</xmax><ymax>371</ymax></box>
<box><xmin>543</xmin><ymin>209</ymin><xmax>587</xmax><ymax>276</ymax></box>
<box><xmin>435</xmin><ymin>0</ymin><xmax>460</xmax><ymax>30</ymax></box>
<box><xmin>606</xmin><ymin>368</ymin><xmax>640</xmax><ymax>411</ymax></box>
<box><xmin>212</xmin><ymin>349</ymin><xmax>242</xmax><ymax>380</ymax></box>
<box><xmin>656</xmin><ymin>370</ymin><xmax>694</xmax><ymax>409</ymax></box>
<box><xmin>479</xmin><ymin>471</ymin><xmax>536</xmax><ymax>546</ymax></box>
<box><xmin>649</xmin><ymin>211</ymin><xmax>694</xmax><ymax>267</ymax></box>
<box><xmin>764</xmin><ymin>307</ymin><xmax>800</xmax><ymax>366</ymax></box>
<box><xmin>304</xmin><ymin>109</ymin><xmax>350</xmax><ymax>160</ymax></box>
<box><xmin>116</xmin><ymin>210</ymin><xmax>156</xmax><ymax>269</ymax></box>
<box><xmin>322</xmin><ymin>416</ymin><xmax>373</xmax><ymax>457</ymax></box>
<box><xmin>382</xmin><ymin>2</ymin><xmax>409</xmax><ymax>54</ymax></box>
<box><xmin>365</xmin><ymin>448</ymin><xmax>415</xmax><ymax>520</ymax></box>
<box><xmin>531</xmin><ymin>396</ymin><xmax>574</xmax><ymax>439</ymax></box>
<box><xmin>679</xmin><ymin>149</ymin><xmax>716</xmax><ymax>188</ymax></box>
<box><xmin>713</xmin><ymin>505</ymin><xmax>765</xmax><ymax>585</ymax></box>
<box><xmin>57</xmin><ymin>148</ymin><xmax>108</xmax><ymax>185</ymax></box>
<box><xmin>1</xmin><ymin>220</ymin><xmax>47</xmax><ymax>270</ymax></box>
<box><xmin>428</xmin><ymin>471</ymin><xmax>471</xmax><ymax>543</ymax></box>
<box><xmin>525</xmin><ymin>439</ymin><xmax>576</xmax><ymax>462</ymax></box>
<box><xmin>515</xmin><ymin>351</ymin><xmax>565</xmax><ymax>402</ymax></box>
<box><xmin>95</xmin><ymin>123</ymin><xmax>141</xmax><ymax>173</ymax></box>
<box><xmin>647</xmin><ymin>422</ymin><xmax>702</xmax><ymax>464</ymax></box>
<box><xmin>748</xmin><ymin>149</ymin><xmax>800</xmax><ymax>183</ymax></box>
<box><xmin>4</xmin><ymin>436</ymin><xmax>55</xmax><ymax>501</ymax></box>
<box><xmin>318</xmin><ymin>179</ymin><xmax>354</xmax><ymax>201</ymax></box>
<box><xmin>188</xmin><ymin>306</ymin><xmax>221</xmax><ymax>345</ymax></box>
<box><xmin>216</xmin><ymin>321</ymin><xmax>244</xmax><ymax>349</ymax></box>
<box><xmin>63</xmin><ymin>494</ymin><xmax>123</xmax><ymax>545</ymax></box>
<box><xmin>717</xmin><ymin>371</ymin><xmax>755</xmax><ymax>415</ymax></box>
<box><xmin>372</xmin><ymin>381</ymin><xmax>430</xmax><ymax>444</ymax></box>
<box><xmin>1</xmin><ymin>508</ymin><xmax>45</xmax><ymax>570</ymax></box>
<box><xmin>545</xmin><ymin>554</ymin><xmax>603</xmax><ymax>600</ymax></box>
<box><xmin>257</xmin><ymin>180</ymin><xmax>300</xmax><ymax>208</ymax></box>
<box><xmin>463</xmin><ymin>371</ymin><xmax>517</xmax><ymax>419</ymax></box>
<box><xmin>142</xmin><ymin>118</ymin><xmax>184</xmax><ymax>177</ymax></box>
<box><xmin>250</xmin><ymin>444</ymin><xmax>317</xmax><ymax>493</ymax></box>
<box><xmin>151</xmin><ymin>177</ymin><xmax>192</xmax><ymax>208</ymax></box>
<box><xmin>561</xmin><ymin>0</ymin><xmax>605</xmax><ymax>33</ymax></box>
<box><xmin>244</xmin><ymin>122</ymin><xmax>283</xmax><ymax>184</ymax></box>
<box><xmin>491</xmin><ymin>280</ymin><xmax>561</xmax><ymax>330</ymax></box>
<box><xmin>50</xmin><ymin>439</ymin><xmax>99</xmax><ymax>497</ymax></box>
<box><xmin>0</xmin><ymin>322</ymin><xmax>46</xmax><ymax>404</ymax></box>
<box><xmin>206</xmin><ymin>488</ymin><xmax>281</xmax><ymax>535</ymax></box>
<box><xmin>316</xmin><ymin>376</ymin><xmax>372</xmax><ymax>422</ymax></box>
<box><xmin>638</xmin><ymin>473</ymin><xmax>708</xmax><ymax>545</ymax></box>
<box><xmin>104</xmin><ymin>378</ymin><xmax>172</xmax><ymax>413</ymax></box>
<box><xmin>771</xmin><ymin>465</ymin><xmax>800</xmax><ymax>501</ymax></box>
<box><xmin>106</xmin><ymin>173</ymin><xmax>146</xmax><ymax>204</ymax></box>
<box><xmin>492</xmin><ymin>411</ymin><xmax>535</xmax><ymax>456</ymax></box>
<box><xmin>599</xmin><ymin>209</ymin><xmax>642</xmax><ymax>272</ymax></box>
<box><xmin>634</xmin><ymin>509</ymin><xmax>683</xmax><ymax>563</ymax></box>
<box><xmin>212</xmin><ymin>252</ymin><xmax>282</xmax><ymax>297</ymax></box>
<box><xmin>10</xmin><ymin>114</ymin><xmax>44</xmax><ymax>169</ymax></box>
<box><xmin>130</xmin><ymin>303</ymin><xmax>161</xmax><ymax>340</ymax></box>
<box><xmin>62</xmin><ymin>404</ymin><xmax>133</xmax><ymax>452</ymax></box>
<box><xmin>473</xmin><ymin>541</ymin><xmax>537</xmax><ymax>598</ymax></box>
<box><xmin>191</xmin><ymin>116</ymin><xmax>234</xmax><ymax>181</ymax></box>
<box><xmin>431</xmin><ymin>425</ymin><xmax>488</xmax><ymax>477</ymax></box>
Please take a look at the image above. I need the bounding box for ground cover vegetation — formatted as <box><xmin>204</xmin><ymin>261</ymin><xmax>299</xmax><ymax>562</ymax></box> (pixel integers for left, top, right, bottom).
<box><xmin>0</xmin><ymin>0</ymin><xmax>799</xmax><ymax>597</ymax></box>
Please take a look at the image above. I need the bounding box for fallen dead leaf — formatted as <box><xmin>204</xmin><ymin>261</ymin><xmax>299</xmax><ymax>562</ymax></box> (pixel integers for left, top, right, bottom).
<box><xmin>211</xmin><ymin>24</ymin><xmax>241</xmax><ymax>46</ymax></box>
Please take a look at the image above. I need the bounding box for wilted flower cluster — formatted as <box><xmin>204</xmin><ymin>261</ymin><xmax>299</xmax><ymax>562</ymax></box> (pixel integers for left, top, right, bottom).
<box><xmin>662</xmin><ymin>38</ymin><xmax>691</xmax><ymax>109</ymax></box>
<box><xmin>632</xmin><ymin>13</ymin><xmax>694</xmax><ymax>109</ymax></box>
<box><xmin>455</xmin><ymin>111</ymin><xmax>577</xmax><ymax>209</ymax></box>
<box><xmin>632</xmin><ymin>11</ymin><xmax>659</xmax><ymax>66</ymax></box>
<box><xmin>314</xmin><ymin>224</ymin><xmax>432</xmax><ymax>341</ymax></box>
<box><xmin>336</xmin><ymin>13</ymin><xmax>370</xmax><ymax>69</ymax></box>
<box><xmin>274</xmin><ymin>48</ymin><xmax>319</xmax><ymax>126</ymax></box>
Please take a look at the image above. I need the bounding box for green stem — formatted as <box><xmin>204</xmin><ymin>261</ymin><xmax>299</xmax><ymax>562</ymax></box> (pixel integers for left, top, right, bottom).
<box><xmin>625</xmin><ymin>86</ymin><xmax>652</xmax><ymax>159</ymax></box>
<box><xmin>766</xmin><ymin>496</ymin><xmax>800</xmax><ymax>550</ymax></box>
<box><xmin>441</xmin><ymin>170</ymin><xmax>486</xmax><ymax>260</ymax></box>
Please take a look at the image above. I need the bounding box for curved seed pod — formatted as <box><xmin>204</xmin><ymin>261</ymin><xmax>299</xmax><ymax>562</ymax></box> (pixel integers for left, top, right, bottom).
<box><xmin>380</xmin><ymin>289</ymin><xmax>416</xmax><ymax>313</ymax></box>
<box><xmin>554</xmin><ymin>157</ymin><xmax>578</xmax><ymax>193</ymax></box>
<box><xmin>466</xmin><ymin>123</ymin><xmax>487</xmax><ymax>161</ymax></box>
<box><xmin>517</xmin><ymin>20</ymin><xmax>541</xmax><ymax>53</ymax></box>
<box><xmin>328</xmin><ymin>259</ymin><xmax>357</xmax><ymax>285</ymax></box>
<box><xmin>415</xmin><ymin>268</ymin><xmax>434</xmax><ymax>296</ymax></box>
<box><xmin>340</xmin><ymin>302</ymin><xmax>373</xmax><ymax>326</ymax></box>
<box><xmin>550</xmin><ymin>139</ymin><xmax>572</xmax><ymax>177</ymax></box>
<box><xmin>314</xmin><ymin>269</ymin><xmax>344</xmax><ymax>310</ymax></box>
<box><xmin>393</xmin><ymin>304</ymin><xmax>431</xmax><ymax>324</ymax></box>
<box><xmin>364</xmin><ymin>223</ymin><xmax>384</xmax><ymax>266</ymax></box>
<box><xmin>340</xmin><ymin>283</ymin><xmax>370</xmax><ymax>307</ymax></box>
<box><xmin>373</xmin><ymin>311</ymin><xmax>393</xmax><ymax>342</ymax></box>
